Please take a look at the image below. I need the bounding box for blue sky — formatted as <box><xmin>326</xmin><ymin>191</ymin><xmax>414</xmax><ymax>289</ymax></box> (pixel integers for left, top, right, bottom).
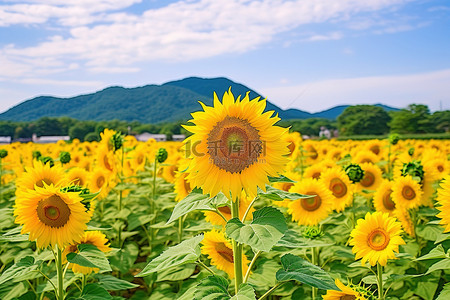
<box><xmin>0</xmin><ymin>0</ymin><xmax>449</xmax><ymax>114</ymax></box>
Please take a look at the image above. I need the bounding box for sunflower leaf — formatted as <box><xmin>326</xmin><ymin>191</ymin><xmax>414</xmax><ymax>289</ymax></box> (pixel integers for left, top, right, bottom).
<box><xmin>276</xmin><ymin>254</ymin><xmax>338</xmax><ymax>290</ymax></box>
<box><xmin>415</xmin><ymin>244</ymin><xmax>447</xmax><ymax>261</ymax></box>
<box><xmin>167</xmin><ymin>189</ymin><xmax>229</xmax><ymax>224</ymax></box>
<box><xmin>225</xmin><ymin>207</ymin><xmax>287</xmax><ymax>252</ymax></box>
<box><xmin>0</xmin><ymin>256</ymin><xmax>42</xmax><ymax>285</ymax></box>
<box><xmin>268</xmin><ymin>175</ymin><xmax>296</xmax><ymax>183</ymax></box>
<box><xmin>136</xmin><ymin>234</ymin><xmax>203</xmax><ymax>277</ymax></box>
<box><xmin>193</xmin><ymin>275</ymin><xmax>256</xmax><ymax>300</ymax></box>
<box><xmin>66</xmin><ymin>244</ymin><xmax>112</xmax><ymax>272</ymax></box>
<box><xmin>275</xmin><ymin>230</ymin><xmax>334</xmax><ymax>249</ymax></box>
<box><xmin>257</xmin><ymin>186</ymin><xmax>314</xmax><ymax>202</ymax></box>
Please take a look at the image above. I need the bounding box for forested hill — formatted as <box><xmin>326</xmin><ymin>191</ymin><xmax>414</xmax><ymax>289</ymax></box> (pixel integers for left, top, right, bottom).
<box><xmin>0</xmin><ymin>77</ymin><xmax>398</xmax><ymax>122</ymax></box>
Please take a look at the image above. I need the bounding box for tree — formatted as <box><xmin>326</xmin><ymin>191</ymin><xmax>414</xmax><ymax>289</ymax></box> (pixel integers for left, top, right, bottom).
<box><xmin>68</xmin><ymin>122</ymin><xmax>96</xmax><ymax>141</ymax></box>
<box><xmin>337</xmin><ymin>105</ymin><xmax>390</xmax><ymax>135</ymax></box>
<box><xmin>389</xmin><ymin>104</ymin><xmax>434</xmax><ymax>134</ymax></box>
<box><xmin>431</xmin><ymin>110</ymin><xmax>450</xmax><ymax>132</ymax></box>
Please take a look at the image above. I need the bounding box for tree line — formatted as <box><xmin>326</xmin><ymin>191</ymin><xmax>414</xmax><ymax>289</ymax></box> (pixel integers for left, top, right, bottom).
<box><xmin>0</xmin><ymin>104</ymin><xmax>448</xmax><ymax>141</ymax></box>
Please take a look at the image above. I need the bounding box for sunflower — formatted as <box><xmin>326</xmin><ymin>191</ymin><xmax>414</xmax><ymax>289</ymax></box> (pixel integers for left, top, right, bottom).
<box><xmin>349</xmin><ymin>211</ymin><xmax>405</xmax><ymax>266</ymax></box>
<box><xmin>373</xmin><ymin>180</ymin><xmax>396</xmax><ymax>215</ymax></box>
<box><xmin>352</xmin><ymin>150</ymin><xmax>379</xmax><ymax>164</ymax></box>
<box><xmin>130</xmin><ymin>146</ymin><xmax>147</xmax><ymax>173</ymax></box>
<box><xmin>287</xmin><ymin>178</ymin><xmax>334</xmax><ymax>226</ymax></box>
<box><xmin>322</xmin><ymin>279</ymin><xmax>367</xmax><ymax>300</ymax></box>
<box><xmin>96</xmin><ymin>145</ymin><xmax>116</xmax><ymax>174</ymax></box>
<box><xmin>357</xmin><ymin>163</ymin><xmax>383</xmax><ymax>192</ymax></box>
<box><xmin>63</xmin><ymin>231</ymin><xmax>111</xmax><ymax>274</ymax></box>
<box><xmin>16</xmin><ymin>161</ymin><xmax>68</xmax><ymax>195</ymax></box>
<box><xmin>304</xmin><ymin>164</ymin><xmax>325</xmax><ymax>180</ymax></box>
<box><xmin>100</xmin><ymin>128</ymin><xmax>116</xmax><ymax>151</ymax></box>
<box><xmin>272</xmin><ymin>170</ymin><xmax>301</xmax><ymax>208</ymax></box>
<box><xmin>204</xmin><ymin>191</ymin><xmax>254</xmax><ymax>226</ymax></box>
<box><xmin>89</xmin><ymin>168</ymin><xmax>110</xmax><ymax>199</ymax></box>
<box><xmin>391</xmin><ymin>175</ymin><xmax>423</xmax><ymax>209</ymax></box>
<box><xmin>183</xmin><ymin>89</ymin><xmax>290</xmax><ymax>199</ymax></box>
<box><xmin>320</xmin><ymin>167</ymin><xmax>353</xmax><ymax>212</ymax></box>
<box><xmin>14</xmin><ymin>184</ymin><xmax>91</xmax><ymax>249</ymax></box>
<box><xmin>284</xmin><ymin>131</ymin><xmax>302</xmax><ymax>159</ymax></box>
<box><xmin>436</xmin><ymin>176</ymin><xmax>450</xmax><ymax>232</ymax></box>
<box><xmin>365</xmin><ymin>139</ymin><xmax>386</xmax><ymax>159</ymax></box>
<box><xmin>393</xmin><ymin>207</ymin><xmax>415</xmax><ymax>237</ymax></box>
<box><xmin>66</xmin><ymin>167</ymin><xmax>89</xmax><ymax>187</ymax></box>
<box><xmin>201</xmin><ymin>230</ymin><xmax>250</xmax><ymax>278</ymax></box>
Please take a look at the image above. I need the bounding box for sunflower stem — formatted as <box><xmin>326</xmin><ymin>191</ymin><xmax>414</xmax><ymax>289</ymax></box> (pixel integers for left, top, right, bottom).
<box><xmin>197</xmin><ymin>260</ymin><xmax>216</xmax><ymax>275</ymax></box>
<box><xmin>177</xmin><ymin>216</ymin><xmax>183</xmax><ymax>243</ymax></box>
<box><xmin>57</xmin><ymin>247</ymin><xmax>65</xmax><ymax>300</ymax></box>
<box><xmin>377</xmin><ymin>263</ymin><xmax>384</xmax><ymax>300</ymax></box>
<box><xmin>242</xmin><ymin>196</ymin><xmax>258</xmax><ymax>223</ymax></box>
<box><xmin>259</xmin><ymin>282</ymin><xmax>284</xmax><ymax>300</ymax></box>
<box><xmin>214</xmin><ymin>208</ymin><xmax>228</xmax><ymax>223</ymax></box>
<box><xmin>311</xmin><ymin>247</ymin><xmax>318</xmax><ymax>300</ymax></box>
<box><xmin>243</xmin><ymin>250</ymin><xmax>261</xmax><ymax>283</ymax></box>
<box><xmin>149</xmin><ymin>157</ymin><xmax>158</xmax><ymax>252</ymax></box>
<box><xmin>231</xmin><ymin>197</ymin><xmax>243</xmax><ymax>294</ymax></box>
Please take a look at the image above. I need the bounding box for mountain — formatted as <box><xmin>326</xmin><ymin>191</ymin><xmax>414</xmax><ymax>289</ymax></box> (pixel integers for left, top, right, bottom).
<box><xmin>0</xmin><ymin>77</ymin><xmax>399</xmax><ymax>122</ymax></box>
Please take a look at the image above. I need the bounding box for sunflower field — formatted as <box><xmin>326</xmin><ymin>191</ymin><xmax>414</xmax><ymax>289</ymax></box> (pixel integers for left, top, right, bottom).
<box><xmin>0</xmin><ymin>90</ymin><xmax>450</xmax><ymax>300</ymax></box>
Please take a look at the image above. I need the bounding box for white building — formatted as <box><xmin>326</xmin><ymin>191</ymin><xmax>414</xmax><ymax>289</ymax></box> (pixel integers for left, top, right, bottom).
<box><xmin>0</xmin><ymin>136</ymin><xmax>11</xmax><ymax>144</ymax></box>
<box><xmin>32</xmin><ymin>134</ymin><xmax>70</xmax><ymax>144</ymax></box>
<box><xmin>135</xmin><ymin>132</ymin><xmax>167</xmax><ymax>142</ymax></box>
<box><xmin>172</xmin><ymin>134</ymin><xmax>186</xmax><ymax>142</ymax></box>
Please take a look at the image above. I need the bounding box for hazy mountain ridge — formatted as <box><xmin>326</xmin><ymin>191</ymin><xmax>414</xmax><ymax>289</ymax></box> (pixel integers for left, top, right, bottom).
<box><xmin>0</xmin><ymin>77</ymin><xmax>399</xmax><ymax>122</ymax></box>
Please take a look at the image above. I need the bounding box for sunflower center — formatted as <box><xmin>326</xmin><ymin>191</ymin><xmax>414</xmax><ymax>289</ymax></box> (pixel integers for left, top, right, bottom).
<box><xmin>360</xmin><ymin>171</ymin><xmax>375</xmax><ymax>187</ymax></box>
<box><xmin>370</xmin><ymin>145</ymin><xmax>380</xmax><ymax>155</ymax></box>
<box><xmin>382</xmin><ymin>190</ymin><xmax>395</xmax><ymax>210</ymax></box>
<box><xmin>402</xmin><ymin>186</ymin><xmax>416</xmax><ymax>200</ymax></box>
<box><xmin>310</xmin><ymin>150</ymin><xmax>318</xmax><ymax>159</ymax></box>
<box><xmin>330</xmin><ymin>178</ymin><xmax>347</xmax><ymax>198</ymax></box>
<box><xmin>281</xmin><ymin>182</ymin><xmax>294</xmax><ymax>192</ymax></box>
<box><xmin>437</xmin><ymin>165</ymin><xmax>444</xmax><ymax>172</ymax></box>
<box><xmin>103</xmin><ymin>155</ymin><xmax>113</xmax><ymax>171</ymax></box>
<box><xmin>183</xmin><ymin>178</ymin><xmax>192</xmax><ymax>194</ymax></box>
<box><xmin>37</xmin><ymin>195</ymin><xmax>71</xmax><ymax>228</ymax></box>
<box><xmin>312</xmin><ymin>172</ymin><xmax>321</xmax><ymax>179</ymax></box>
<box><xmin>215</xmin><ymin>242</ymin><xmax>234</xmax><ymax>263</ymax></box>
<box><xmin>137</xmin><ymin>154</ymin><xmax>144</xmax><ymax>165</ymax></box>
<box><xmin>287</xmin><ymin>142</ymin><xmax>296</xmax><ymax>156</ymax></box>
<box><xmin>218</xmin><ymin>205</ymin><xmax>231</xmax><ymax>215</ymax></box>
<box><xmin>36</xmin><ymin>178</ymin><xmax>53</xmax><ymax>188</ymax></box>
<box><xmin>361</xmin><ymin>158</ymin><xmax>373</xmax><ymax>163</ymax></box>
<box><xmin>340</xmin><ymin>295</ymin><xmax>356</xmax><ymax>300</ymax></box>
<box><xmin>96</xmin><ymin>175</ymin><xmax>105</xmax><ymax>188</ymax></box>
<box><xmin>301</xmin><ymin>192</ymin><xmax>322</xmax><ymax>211</ymax></box>
<box><xmin>367</xmin><ymin>228</ymin><xmax>390</xmax><ymax>251</ymax></box>
<box><xmin>208</xmin><ymin>116</ymin><xmax>261</xmax><ymax>174</ymax></box>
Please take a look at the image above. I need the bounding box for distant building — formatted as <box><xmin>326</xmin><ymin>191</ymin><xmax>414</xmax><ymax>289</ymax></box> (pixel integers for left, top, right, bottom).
<box><xmin>0</xmin><ymin>136</ymin><xmax>11</xmax><ymax>144</ymax></box>
<box><xmin>135</xmin><ymin>132</ymin><xmax>167</xmax><ymax>142</ymax></box>
<box><xmin>32</xmin><ymin>134</ymin><xmax>70</xmax><ymax>144</ymax></box>
<box><xmin>172</xmin><ymin>134</ymin><xmax>186</xmax><ymax>142</ymax></box>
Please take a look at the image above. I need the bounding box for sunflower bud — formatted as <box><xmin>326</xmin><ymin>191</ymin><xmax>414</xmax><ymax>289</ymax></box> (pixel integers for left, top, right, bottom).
<box><xmin>389</xmin><ymin>133</ymin><xmax>400</xmax><ymax>145</ymax></box>
<box><xmin>61</xmin><ymin>185</ymin><xmax>92</xmax><ymax>212</ymax></box>
<box><xmin>408</xmin><ymin>147</ymin><xmax>415</xmax><ymax>156</ymax></box>
<box><xmin>302</xmin><ymin>226</ymin><xmax>324</xmax><ymax>239</ymax></box>
<box><xmin>156</xmin><ymin>148</ymin><xmax>168</xmax><ymax>163</ymax></box>
<box><xmin>345</xmin><ymin>163</ymin><xmax>365</xmax><ymax>183</ymax></box>
<box><xmin>32</xmin><ymin>150</ymin><xmax>42</xmax><ymax>160</ymax></box>
<box><xmin>349</xmin><ymin>282</ymin><xmax>374</xmax><ymax>300</ymax></box>
<box><xmin>401</xmin><ymin>160</ymin><xmax>424</xmax><ymax>184</ymax></box>
<box><xmin>0</xmin><ymin>149</ymin><xmax>7</xmax><ymax>159</ymax></box>
<box><xmin>39</xmin><ymin>156</ymin><xmax>54</xmax><ymax>167</ymax></box>
<box><xmin>111</xmin><ymin>132</ymin><xmax>125</xmax><ymax>152</ymax></box>
<box><xmin>59</xmin><ymin>151</ymin><xmax>71</xmax><ymax>164</ymax></box>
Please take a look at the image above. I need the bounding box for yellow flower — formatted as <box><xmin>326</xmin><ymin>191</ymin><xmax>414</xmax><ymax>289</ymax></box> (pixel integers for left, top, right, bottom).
<box><xmin>436</xmin><ymin>176</ymin><xmax>450</xmax><ymax>233</ymax></box>
<box><xmin>183</xmin><ymin>89</ymin><xmax>290</xmax><ymax>199</ymax></box>
<box><xmin>352</xmin><ymin>150</ymin><xmax>379</xmax><ymax>164</ymax></box>
<box><xmin>391</xmin><ymin>175</ymin><xmax>423</xmax><ymax>209</ymax></box>
<box><xmin>14</xmin><ymin>184</ymin><xmax>91</xmax><ymax>249</ymax></box>
<box><xmin>287</xmin><ymin>178</ymin><xmax>334</xmax><ymax>226</ymax></box>
<box><xmin>373</xmin><ymin>180</ymin><xmax>396</xmax><ymax>215</ymax></box>
<box><xmin>96</xmin><ymin>145</ymin><xmax>116</xmax><ymax>174</ymax></box>
<box><xmin>349</xmin><ymin>211</ymin><xmax>405</xmax><ymax>266</ymax></box>
<box><xmin>16</xmin><ymin>161</ymin><xmax>68</xmax><ymax>195</ymax></box>
<box><xmin>201</xmin><ymin>230</ymin><xmax>250</xmax><ymax>279</ymax></box>
<box><xmin>66</xmin><ymin>167</ymin><xmax>89</xmax><ymax>187</ymax></box>
<box><xmin>357</xmin><ymin>163</ymin><xmax>383</xmax><ymax>192</ymax></box>
<box><xmin>320</xmin><ymin>167</ymin><xmax>353</xmax><ymax>212</ymax></box>
<box><xmin>89</xmin><ymin>168</ymin><xmax>110</xmax><ymax>199</ymax></box>
<box><xmin>63</xmin><ymin>231</ymin><xmax>111</xmax><ymax>274</ymax></box>
<box><xmin>322</xmin><ymin>279</ymin><xmax>367</xmax><ymax>300</ymax></box>
<box><xmin>100</xmin><ymin>128</ymin><xmax>116</xmax><ymax>151</ymax></box>
<box><xmin>393</xmin><ymin>207</ymin><xmax>415</xmax><ymax>237</ymax></box>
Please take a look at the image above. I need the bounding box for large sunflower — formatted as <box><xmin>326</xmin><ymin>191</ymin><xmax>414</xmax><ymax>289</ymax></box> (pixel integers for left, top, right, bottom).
<box><xmin>183</xmin><ymin>89</ymin><xmax>290</xmax><ymax>199</ymax></box>
<box><xmin>14</xmin><ymin>184</ymin><xmax>91</xmax><ymax>249</ymax></box>
<box><xmin>287</xmin><ymin>178</ymin><xmax>334</xmax><ymax>226</ymax></box>
<box><xmin>322</xmin><ymin>279</ymin><xmax>367</xmax><ymax>300</ymax></box>
<box><xmin>201</xmin><ymin>230</ymin><xmax>250</xmax><ymax>279</ymax></box>
<box><xmin>373</xmin><ymin>180</ymin><xmax>396</xmax><ymax>215</ymax></box>
<box><xmin>16</xmin><ymin>161</ymin><xmax>68</xmax><ymax>195</ymax></box>
<box><xmin>320</xmin><ymin>167</ymin><xmax>353</xmax><ymax>212</ymax></box>
<box><xmin>391</xmin><ymin>175</ymin><xmax>423</xmax><ymax>209</ymax></box>
<box><xmin>349</xmin><ymin>211</ymin><xmax>405</xmax><ymax>266</ymax></box>
<box><xmin>436</xmin><ymin>175</ymin><xmax>450</xmax><ymax>232</ymax></box>
<box><xmin>63</xmin><ymin>231</ymin><xmax>111</xmax><ymax>274</ymax></box>
<box><xmin>357</xmin><ymin>163</ymin><xmax>383</xmax><ymax>192</ymax></box>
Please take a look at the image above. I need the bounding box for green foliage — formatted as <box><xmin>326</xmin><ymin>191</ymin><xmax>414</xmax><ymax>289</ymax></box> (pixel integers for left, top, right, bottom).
<box><xmin>337</xmin><ymin>105</ymin><xmax>391</xmax><ymax>135</ymax></box>
<box><xmin>279</xmin><ymin>118</ymin><xmax>337</xmax><ymax>136</ymax></box>
<box><xmin>194</xmin><ymin>275</ymin><xmax>256</xmax><ymax>300</ymax></box>
<box><xmin>390</xmin><ymin>104</ymin><xmax>435</xmax><ymax>134</ymax></box>
<box><xmin>66</xmin><ymin>244</ymin><xmax>112</xmax><ymax>272</ymax></box>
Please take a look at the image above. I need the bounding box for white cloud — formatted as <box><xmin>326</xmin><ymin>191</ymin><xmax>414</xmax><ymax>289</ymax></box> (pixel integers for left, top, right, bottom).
<box><xmin>303</xmin><ymin>31</ymin><xmax>343</xmax><ymax>42</ymax></box>
<box><xmin>1</xmin><ymin>0</ymin><xmax>411</xmax><ymax>78</ymax></box>
<box><xmin>261</xmin><ymin>69</ymin><xmax>450</xmax><ymax>113</ymax></box>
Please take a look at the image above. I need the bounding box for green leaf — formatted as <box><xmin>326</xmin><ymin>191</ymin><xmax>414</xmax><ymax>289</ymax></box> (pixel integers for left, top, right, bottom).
<box><xmin>257</xmin><ymin>186</ymin><xmax>314</xmax><ymax>202</ymax></box>
<box><xmin>275</xmin><ymin>254</ymin><xmax>338</xmax><ymax>290</ymax></box>
<box><xmin>136</xmin><ymin>235</ymin><xmax>204</xmax><ymax>277</ymax></box>
<box><xmin>194</xmin><ymin>275</ymin><xmax>230</xmax><ymax>300</ymax></box>
<box><xmin>77</xmin><ymin>283</ymin><xmax>112</xmax><ymax>300</ymax></box>
<box><xmin>156</xmin><ymin>264</ymin><xmax>196</xmax><ymax>282</ymax></box>
<box><xmin>66</xmin><ymin>244</ymin><xmax>111</xmax><ymax>272</ymax></box>
<box><xmin>226</xmin><ymin>207</ymin><xmax>287</xmax><ymax>252</ymax></box>
<box><xmin>0</xmin><ymin>226</ymin><xmax>30</xmax><ymax>242</ymax></box>
<box><xmin>276</xmin><ymin>230</ymin><xmax>334</xmax><ymax>249</ymax></box>
<box><xmin>167</xmin><ymin>189</ymin><xmax>228</xmax><ymax>224</ymax></box>
<box><xmin>268</xmin><ymin>175</ymin><xmax>296</xmax><ymax>183</ymax></box>
<box><xmin>95</xmin><ymin>274</ymin><xmax>139</xmax><ymax>291</ymax></box>
<box><xmin>437</xmin><ymin>282</ymin><xmax>450</xmax><ymax>300</ymax></box>
<box><xmin>109</xmin><ymin>242</ymin><xmax>139</xmax><ymax>274</ymax></box>
<box><xmin>231</xmin><ymin>284</ymin><xmax>256</xmax><ymax>300</ymax></box>
<box><xmin>0</xmin><ymin>256</ymin><xmax>42</xmax><ymax>285</ymax></box>
<box><xmin>127</xmin><ymin>213</ymin><xmax>155</xmax><ymax>231</ymax></box>
<box><xmin>426</xmin><ymin>258</ymin><xmax>450</xmax><ymax>274</ymax></box>
<box><xmin>416</xmin><ymin>245</ymin><xmax>447</xmax><ymax>261</ymax></box>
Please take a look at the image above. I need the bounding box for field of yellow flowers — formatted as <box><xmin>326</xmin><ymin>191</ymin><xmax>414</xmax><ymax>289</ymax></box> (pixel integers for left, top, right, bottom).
<box><xmin>0</xmin><ymin>90</ymin><xmax>450</xmax><ymax>300</ymax></box>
